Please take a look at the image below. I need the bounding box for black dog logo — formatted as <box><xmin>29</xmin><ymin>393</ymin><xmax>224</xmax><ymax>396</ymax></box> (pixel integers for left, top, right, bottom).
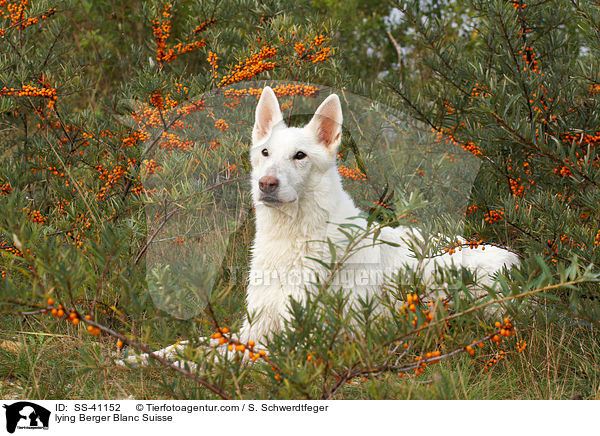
<box><xmin>3</xmin><ymin>402</ymin><xmax>50</xmax><ymax>433</ymax></box>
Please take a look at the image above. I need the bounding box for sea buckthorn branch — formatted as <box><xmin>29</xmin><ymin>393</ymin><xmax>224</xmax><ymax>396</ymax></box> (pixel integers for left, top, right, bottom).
<box><xmin>473</xmin><ymin>191</ymin><xmax>579</xmax><ymax>266</ymax></box>
<box><xmin>208</xmin><ymin>329</ymin><xmax>271</xmax><ymax>365</ymax></box>
<box><xmin>217</xmin><ymin>46</ymin><xmax>278</xmax><ymax>88</ymax></box>
<box><xmin>395</xmin><ymin>4</ymin><xmax>471</xmax><ymax>98</ymax></box>
<box><xmin>492</xmin><ymin>1</ymin><xmax>536</xmax><ymax>122</ymax></box>
<box><xmin>203</xmin><ymin>301</ymin><xmax>276</xmax><ymax>368</ymax></box>
<box><xmin>7</xmin><ymin>249</ymin><xmax>232</xmax><ymax>398</ymax></box>
<box><xmin>338</xmin><ymin>164</ymin><xmax>367</xmax><ymax>181</ymax></box>
<box><xmin>0</xmin><ymin>241</ymin><xmax>28</xmax><ymax>281</ymax></box>
<box><xmin>569</xmin><ymin>1</ymin><xmax>600</xmax><ymax>36</ymax></box>
<box><xmin>388</xmin><ymin>85</ymin><xmax>502</xmax><ymax>174</ymax></box>
<box><xmin>482</xmin><ymin>336</ymin><xmax>528</xmax><ymax>373</ymax></box>
<box><xmin>315</xmin><ymin>318</ymin><xmax>348</xmax><ymax>396</ymax></box>
<box><xmin>321</xmin><ymin>331</ymin><xmax>497</xmax><ymax>399</ymax></box>
<box><xmin>215</xmin><ymin>32</ymin><xmax>332</xmax><ymax>88</ymax></box>
<box><xmin>18</xmin><ymin>96</ymin><xmax>104</xmax><ymax>226</ymax></box>
<box><xmin>132</xmin><ymin>175</ymin><xmax>248</xmax><ymax>264</ymax></box>
<box><xmin>310</xmin><ymin>216</ymin><xmax>413</xmax><ymax>297</ymax></box>
<box><xmin>391</xmin><ymin>5</ymin><xmax>596</xmax><ymax>206</ymax></box>
<box><xmin>133</xmin><ymin>205</ymin><xmax>181</xmax><ymax>265</ymax></box>
<box><xmin>324</xmin><ymin>316</ymin><xmax>525</xmax><ymax>397</ymax></box>
<box><xmin>488</xmin><ymin>110</ymin><xmax>598</xmax><ymax>188</ymax></box>
<box><xmin>380</xmin><ymin>277</ymin><xmax>594</xmax><ymax>355</ymax></box>
<box><xmin>444</xmin><ymin>239</ymin><xmax>487</xmax><ymax>255</ymax></box>
<box><xmin>222</xmin><ymin>84</ymin><xmax>320</xmax><ymax>101</ymax></box>
<box><xmin>152</xmin><ymin>4</ymin><xmax>213</xmax><ymax>66</ymax></box>
<box><xmin>14</xmin><ymin>297</ymin><xmax>232</xmax><ymax>400</ymax></box>
<box><xmin>120</xmin><ymin>100</ymin><xmax>204</xmax><ymax>200</ymax></box>
<box><xmin>0</xmin><ymin>85</ymin><xmax>57</xmax><ymax>110</ymax></box>
<box><xmin>295</xmin><ymin>220</ymin><xmax>502</xmax><ymax>397</ymax></box>
<box><xmin>0</xmin><ymin>6</ymin><xmax>56</xmax><ymax>36</ymax></box>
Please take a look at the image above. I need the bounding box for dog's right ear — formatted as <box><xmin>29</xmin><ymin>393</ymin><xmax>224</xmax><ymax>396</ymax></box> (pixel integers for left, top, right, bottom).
<box><xmin>253</xmin><ymin>86</ymin><xmax>283</xmax><ymax>144</ymax></box>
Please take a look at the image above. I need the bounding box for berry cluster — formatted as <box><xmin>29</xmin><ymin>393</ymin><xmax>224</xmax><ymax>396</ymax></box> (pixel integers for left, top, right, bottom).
<box><xmin>45</xmin><ymin>298</ymin><xmax>101</xmax><ymax>336</ymax></box>
<box><xmin>210</xmin><ymin>328</ymin><xmax>268</xmax><ymax>363</ymax></box>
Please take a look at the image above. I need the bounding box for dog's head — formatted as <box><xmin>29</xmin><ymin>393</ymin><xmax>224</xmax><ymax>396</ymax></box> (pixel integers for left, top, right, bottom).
<box><xmin>250</xmin><ymin>87</ymin><xmax>343</xmax><ymax>207</ymax></box>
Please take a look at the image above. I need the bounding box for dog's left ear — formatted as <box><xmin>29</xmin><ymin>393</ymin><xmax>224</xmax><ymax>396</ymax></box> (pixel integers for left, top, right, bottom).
<box><xmin>307</xmin><ymin>94</ymin><xmax>343</xmax><ymax>150</ymax></box>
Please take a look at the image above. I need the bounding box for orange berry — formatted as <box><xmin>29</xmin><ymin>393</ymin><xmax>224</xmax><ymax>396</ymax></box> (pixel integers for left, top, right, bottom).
<box><xmin>51</xmin><ymin>308</ymin><xmax>58</xmax><ymax>316</ymax></box>
<box><xmin>57</xmin><ymin>309</ymin><xmax>64</xmax><ymax>317</ymax></box>
<box><xmin>47</xmin><ymin>298</ymin><xmax>54</xmax><ymax>306</ymax></box>
<box><xmin>494</xmin><ymin>321</ymin><xmax>502</xmax><ymax>328</ymax></box>
<box><xmin>72</xmin><ymin>318</ymin><xmax>79</xmax><ymax>325</ymax></box>
<box><xmin>236</xmin><ymin>344</ymin><xmax>245</xmax><ymax>352</ymax></box>
<box><xmin>87</xmin><ymin>326</ymin><xmax>94</xmax><ymax>333</ymax></box>
<box><xmin>85</xmin><ymin>315</ymin><xmax>91</xmax><ymax>320</ymax></box>
<box><xmin>116</xmin><ymin>340</ymin><xmax>124</xmax><ymax>348</ymax></box>
<box><xmin>221</xmin><ymin>327</ymin><xmax>229</xmax><ymax>334</ymax></box>
<box><xmin>307</xmin><ymin>354</ymin><xmax>313</xmax><ymax>361</ymax></box>
<box><xmin>219</xmin><ymin>337</ymin><xmax>227</xmax><ymax>345</ymax></box>
<box><xmin>248</xmin><ymin>340</ymin><xmax>255</xmax><ymax>347</ymax></box>
<box><xmin>228</xmin><ymin>344</ymin><xmax>234</xmax><ymax>352</ymax></box>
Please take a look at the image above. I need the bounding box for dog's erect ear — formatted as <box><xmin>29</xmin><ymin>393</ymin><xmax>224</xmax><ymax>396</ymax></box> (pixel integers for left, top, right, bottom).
<box><xmin>307</xmin><ymin>94</ymin><xmax>343</xmax><ymax>150</ymax></box>
<box><xmin>253</xmin><ymin>86</ymin><xmax>283</xmax><ymax>144</ymax></box>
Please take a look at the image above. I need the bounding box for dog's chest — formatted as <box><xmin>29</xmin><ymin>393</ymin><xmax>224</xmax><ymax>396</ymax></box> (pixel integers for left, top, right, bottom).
<box><xmin>246</xmin><ymin>227</ymin><xmax>329</xmax><ymax>311</ymax></box>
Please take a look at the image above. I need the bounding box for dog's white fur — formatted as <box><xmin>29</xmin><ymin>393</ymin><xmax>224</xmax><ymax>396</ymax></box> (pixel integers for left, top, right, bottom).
<box><xmin>122</xmin><ymin>87</ymin><xmax>518</xmax><ymax>364</ymax></box>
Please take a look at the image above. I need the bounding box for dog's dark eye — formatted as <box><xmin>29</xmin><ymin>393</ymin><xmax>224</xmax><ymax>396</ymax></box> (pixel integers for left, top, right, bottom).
<box><xmin>261</xmin><ymin>148</ymin><xmax>269</xmax><ymax>157</ymax></box>
<box><xmin>293</xmin><ymin>151</ymin><xmax>307</xmax><ymax>160</ymax></box>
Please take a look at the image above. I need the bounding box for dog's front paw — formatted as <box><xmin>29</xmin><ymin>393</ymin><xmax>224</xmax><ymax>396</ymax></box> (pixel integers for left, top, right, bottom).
<box><xmin>115</xmin><ymin>341</ymin><xmax>189</xmax><ymax>367</ymax></box>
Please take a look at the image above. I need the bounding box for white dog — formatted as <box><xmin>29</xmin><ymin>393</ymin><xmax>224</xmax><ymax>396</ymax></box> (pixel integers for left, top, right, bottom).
<box><xmin>237</xmin><ymin>87</ymin><xmax>518</xmax><ymax>345</ymax></box>
<box><xmin>122</xmin><ymin>87</ymin><xmax>518</xmax><ymax>364</ymax></box>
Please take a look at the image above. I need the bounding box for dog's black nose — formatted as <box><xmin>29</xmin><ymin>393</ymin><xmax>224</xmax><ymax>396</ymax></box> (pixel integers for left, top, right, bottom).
<box><xmin>259</xmin><ymin>176</ymin><xmax>279</xmax><ymax>193</ymax></box>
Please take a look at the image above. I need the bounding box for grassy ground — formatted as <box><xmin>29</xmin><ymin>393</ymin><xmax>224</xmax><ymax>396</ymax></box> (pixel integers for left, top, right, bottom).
<box><xmin>2</xmin><ymin>310</ymin><xmax>598</xmax><ymax>400</ymax></box>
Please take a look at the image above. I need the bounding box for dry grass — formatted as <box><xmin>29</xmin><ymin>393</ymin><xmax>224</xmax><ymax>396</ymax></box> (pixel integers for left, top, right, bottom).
<box><xmin>2</xmin><ymin>307</ymin><xmax>598</xmax><ymax>400</ymax></box>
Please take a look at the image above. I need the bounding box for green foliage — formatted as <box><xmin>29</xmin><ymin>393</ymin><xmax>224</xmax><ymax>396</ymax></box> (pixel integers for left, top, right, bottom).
<box><xmin>1</xmin><ymin>0</ymin><xmax>600</xmax><ymax>400</ymax></box>
<box><xmin>386</xmin><ymin>0</ymin><xmax>600</xmax><ymax>321</ymax></box>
